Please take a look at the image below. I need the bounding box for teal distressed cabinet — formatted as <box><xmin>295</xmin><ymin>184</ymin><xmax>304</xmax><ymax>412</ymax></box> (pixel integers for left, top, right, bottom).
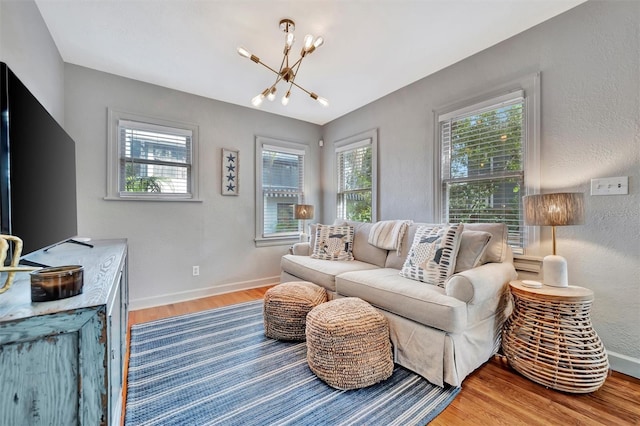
<box><xmin>0</xmin><ymin>239</ymin><xmax>128</xmax><ymax>426</ymax></box>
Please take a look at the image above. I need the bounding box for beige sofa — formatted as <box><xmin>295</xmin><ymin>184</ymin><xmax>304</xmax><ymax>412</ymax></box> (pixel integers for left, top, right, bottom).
<box><xmin>280</xmin><ymin>221</ymin><xmax>517</xmax><ymax>387</ymax></box>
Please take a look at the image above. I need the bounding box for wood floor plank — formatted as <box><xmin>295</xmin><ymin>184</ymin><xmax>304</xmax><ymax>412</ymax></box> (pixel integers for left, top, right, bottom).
<box><xmin>123</xmin><ymin>286</ymin><xmax>640</xmax><ymax>426</ymax></box>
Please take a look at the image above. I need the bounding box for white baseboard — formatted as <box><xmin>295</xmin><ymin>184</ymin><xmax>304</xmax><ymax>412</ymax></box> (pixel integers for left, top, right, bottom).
<box><xmin>129</xmin><ymin>276</ymin><xmax>280</xmax><ymax>311</ymax></box>
<box><xmin>608</xmin><ymin>350</ymin><xmax>640</xmax><ymax>379</ymax></box>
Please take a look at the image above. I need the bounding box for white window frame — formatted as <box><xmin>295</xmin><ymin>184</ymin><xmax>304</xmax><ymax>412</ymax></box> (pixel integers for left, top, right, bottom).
<box><xmin>255</xmin><ymin>136</ymin><xmax>308</xmax><ymax>247</ymax></box>
<box><xmin>106</xmin><ymin>109</ymin><xmax>200</xmax><ymax>201</ymax></box>
<box><xmin>334</xmin><ymin>129</ymin><xmax>378</xmax><ymax>223</ymax></box>
<box><xmin>434</xmin><ymin>73</ymin><xmax>540</xmax><ymax>253</ymax></box>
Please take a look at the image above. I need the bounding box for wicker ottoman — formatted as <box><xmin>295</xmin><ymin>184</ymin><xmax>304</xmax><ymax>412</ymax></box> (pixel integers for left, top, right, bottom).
<box><xmin>306</xmin><ymin>297</ymin><xmax>394</xmax><ymax>390</ymax></box>
<box><xmin>263</xmin><ymin>281</ymin><xmax>327</xmax><ymax>341</ymax></box>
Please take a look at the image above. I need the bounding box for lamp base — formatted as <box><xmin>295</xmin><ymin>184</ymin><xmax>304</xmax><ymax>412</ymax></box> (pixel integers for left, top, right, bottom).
<box><xmin>299</xmin><ymin>232</ymin><xmax>309</xmax><ymax>243</ymax></box>
<box><xmin>543</xmin><ymin>254</ymin><xmax>569</xmax><ymax>287</ymax></box>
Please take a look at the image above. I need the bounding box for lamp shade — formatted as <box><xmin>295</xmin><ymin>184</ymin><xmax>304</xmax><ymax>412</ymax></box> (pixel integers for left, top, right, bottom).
<box><xmin>523</xmin><ymin>193</ymin><xmax>585</xmax><ymax>226</ymax></box>
<box><xmin>294</xmin><ymin>204</ymin><xmax>314</xmax><ymax>220</ymax></box>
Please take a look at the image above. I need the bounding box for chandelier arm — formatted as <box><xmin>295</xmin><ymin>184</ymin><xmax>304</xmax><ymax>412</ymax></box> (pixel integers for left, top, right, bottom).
<box><xmin>283</xmin><ymin>57</ymin><xmax>305</xmax><ymax>90</ymax></box>
<box><xmin>256</xmin><ymin>60</ymin><xmax>282</xmax><ymax>77</ymax></box>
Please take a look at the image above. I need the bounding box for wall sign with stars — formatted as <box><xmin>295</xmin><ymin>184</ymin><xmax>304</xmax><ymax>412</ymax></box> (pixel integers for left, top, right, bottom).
<box><xmin>222</xmin><ymin>148</ymin><xmax>239</xmax><ymax>195</ymax></box>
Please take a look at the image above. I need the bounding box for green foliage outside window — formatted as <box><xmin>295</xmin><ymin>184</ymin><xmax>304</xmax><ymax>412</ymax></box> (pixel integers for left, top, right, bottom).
<box><xmin>445</xmin><ymin>103</ymin><xmax>524</xmax><ymax>238</ymax></box>
<box><xmin>339</xmin><ymin>146</ymin><xmax>373</xmax><ymax>222</ymax></box>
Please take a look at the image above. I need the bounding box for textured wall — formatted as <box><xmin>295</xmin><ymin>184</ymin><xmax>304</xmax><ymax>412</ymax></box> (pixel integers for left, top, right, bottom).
<box><xmin>0</xmin><ymin>0</ymin><xmax>65</xmax><ymax>123</ymax></box>
<box><xmin>64</xmin><ymin>65</ymin><xmax>322</xmax><ymax>308</ymax></box>
<box><xmin>322</xmin><ymin>1</ymin><xmax>640</xmax><ymax>375</ymax></box>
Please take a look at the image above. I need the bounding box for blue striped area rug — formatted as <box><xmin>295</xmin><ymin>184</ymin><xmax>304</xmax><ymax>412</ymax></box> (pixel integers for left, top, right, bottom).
<box><xmin>125</xmin><ymin>300</ymin><xmax>460</xmax><ymax>426</ymax></box>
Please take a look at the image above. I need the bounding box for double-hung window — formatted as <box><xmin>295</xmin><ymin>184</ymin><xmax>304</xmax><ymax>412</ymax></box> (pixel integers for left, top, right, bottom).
<box><xmin>107</xmin><ymin>109</ymin><xmax>199</xmax><ymax>201</ymax></box>
<box><xmin>256</xmin><ymin>137</ymin><xmax>306</xmax><ymax>246</ymax></box>
<box><xmin>439</xmin><ymin>80</ymin><xmax>539</xmax><ymax>253</ymax></box>
<box><xmin>336</xmin><ymin>130</ymin><xmax>377</xmax><ymax>222</ymax></box>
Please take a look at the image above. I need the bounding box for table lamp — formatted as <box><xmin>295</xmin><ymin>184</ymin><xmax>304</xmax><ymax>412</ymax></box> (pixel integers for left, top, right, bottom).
<box><xmin>294</xmin><ymin>204</ymin><xmax>314</xmax><ymax>242</ymax></box>
<box><xmin>523</xmin><ymin>192</ymin><xmax>584</xmax><ymax>287</ymax></box>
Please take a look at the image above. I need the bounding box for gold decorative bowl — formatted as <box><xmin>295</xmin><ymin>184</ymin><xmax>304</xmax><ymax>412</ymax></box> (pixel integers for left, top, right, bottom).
<box><xmin>30</xmin><ymin>265</ymin><xmax>84</xmax><ymax>302</ymax></box>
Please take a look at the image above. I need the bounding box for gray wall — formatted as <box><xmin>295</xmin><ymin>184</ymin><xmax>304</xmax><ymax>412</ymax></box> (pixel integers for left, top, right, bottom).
<box><xmin>0</xmin><ymin>0</ymin><xmax>65</xmax><ymax>123</ymax></box>
<box><xmin>322</xmin><ymin>0</ymin><xmax>640</xmax><ymax>375</ymax></box>
<box><xmin>64</xmin><ymin>65</ymin><xmax>322</xmax><ymax>309</ymax></box>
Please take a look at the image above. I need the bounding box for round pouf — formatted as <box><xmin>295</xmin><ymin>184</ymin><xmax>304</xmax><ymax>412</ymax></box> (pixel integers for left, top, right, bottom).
<box><xmin>263</xmin><ymin>281</ymin><xmax>327</xmax><ymax>341</ymax></box>
<box><xmin>306</xmin><ymin>297</ymin><xmax>394</xmax><ymax>390</ymax></box>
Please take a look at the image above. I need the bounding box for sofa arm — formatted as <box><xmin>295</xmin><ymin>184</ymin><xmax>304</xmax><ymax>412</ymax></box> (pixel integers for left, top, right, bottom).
<box><xmin>291</xmin><ymin>242</ymin><xmax>311</xmax><ymax>256</ymax></box>
<box><xmin>445</xmin><ymin>262</ymin><xmax>517</xmax><ymax>304</ymax></box>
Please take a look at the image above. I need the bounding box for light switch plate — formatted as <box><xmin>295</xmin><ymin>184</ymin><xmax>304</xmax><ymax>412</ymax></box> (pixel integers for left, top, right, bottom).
<box><xmin>591</xmin><ymin>176</ymin><xmax>629</xmax><ymax>195</ymax></box>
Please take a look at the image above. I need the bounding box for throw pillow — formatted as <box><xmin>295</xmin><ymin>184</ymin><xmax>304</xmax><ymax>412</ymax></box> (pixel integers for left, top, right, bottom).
<box><xmin>454</xmin><ymin>230</ymin><xmax>493</xmax><ymax>273</ymax></box>
<box><xmin>311</xmin><ymin>224</ymin><xmax>354</xmax><ymax>261</ymax></box>
<box><xmin>400</xmin><ymin>224</ymin><xmax>462</xmax><ymax>287</ymax></box>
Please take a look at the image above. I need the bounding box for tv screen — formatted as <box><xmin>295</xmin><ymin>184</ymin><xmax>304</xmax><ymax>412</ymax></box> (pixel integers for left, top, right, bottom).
<box><xmin>1</xmin><ymin>62</ymin><xmax>78</xmax><ymax>258</ymax></box>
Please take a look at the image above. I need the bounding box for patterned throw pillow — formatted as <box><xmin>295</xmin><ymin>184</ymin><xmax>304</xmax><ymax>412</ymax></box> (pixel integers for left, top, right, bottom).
<box><xmin>400</xmin><ymin>224</ymin><xmax>462</xmax><ymax>287</ymax></box>
<box><xmin>311</xmin><ymin>225</ymin><xmax>354</xmax><ymax>261</ymax></box>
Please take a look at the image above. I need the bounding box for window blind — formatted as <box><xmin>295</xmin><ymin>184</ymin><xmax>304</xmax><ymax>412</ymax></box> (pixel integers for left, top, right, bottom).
<box><xmin>118</xmin><ymin>120</ymin><xmax>192</xmax><ymax>195</ymax></box>
<box><xmin>261</xmin><ymin>146</ymin><xmax>304</xmax><ymax>236</ymax></box>
<box><xmin>337</xmin><ymin>140</ymin><xmax>372</xmax><ymax>222</ymax></box>
<box><xmin>440</xmin><ymin>95</ymin><xmax>526</xmax><ymax>251</ymax></box>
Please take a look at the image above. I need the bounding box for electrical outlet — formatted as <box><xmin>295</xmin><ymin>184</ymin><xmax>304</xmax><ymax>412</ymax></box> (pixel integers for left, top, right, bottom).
<box><xmin>192</xmin><ymin>266</ymin><xmax>200</xmax><ymax>276</ymax></box>
<box><xmin>591</xmin><ymin>176</ymin><xmax>629</xmax><ymax>196</ymax></box>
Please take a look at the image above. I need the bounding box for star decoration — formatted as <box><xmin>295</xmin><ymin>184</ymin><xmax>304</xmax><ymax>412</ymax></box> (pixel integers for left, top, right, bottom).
<box><xmin>226</xmin><ymin>183</ymin><xmax>236</xmax><ymax>192</ymax></box>
<box><xmin>226</xmin><ymin>173</ymin><xmax>235</xmax><ymax>182</ymax></box>
<box><xmin>226</xmin><ymin>154</ymin><xmax>236</xmax><ymax>163</ymax></box>
<box><xmin>227</xmin><ymin>164</ymin><xmax>236</xmax><ymax>172</ymax></box>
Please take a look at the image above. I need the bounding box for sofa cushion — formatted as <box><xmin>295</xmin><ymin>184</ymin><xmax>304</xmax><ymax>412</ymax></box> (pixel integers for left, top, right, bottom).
<box><xmin>454</xmin><ymin>230</ymin><xmax>492</xmax><ymax>273</ymax></box>
<box><xmin>281</xmin><ymin>254</ymin><xmax>379</xmax><ymax>292</ymax></box>
<box><xmin>345</xmin><ymin>221</ymin><xmax>389</xmax><ymax>267</ymax></box>
<box><xmin>311</xmin><ymin>224</ymin><xmax>354</xmax><ymax>261</ymax></box>
<box><xmin>461</xmin><ymin>223</ymin><xmax>508</xmax><ymax>264</ymax></box>
<box><xmin>400</xmin><ymin>224</ymin><xmax>462</xmax><ymax>287</ymax></box>
<box><xmin>335</xmin><ymin>269</ymin><xmax>468</xmax><ymax>333</ymax></box>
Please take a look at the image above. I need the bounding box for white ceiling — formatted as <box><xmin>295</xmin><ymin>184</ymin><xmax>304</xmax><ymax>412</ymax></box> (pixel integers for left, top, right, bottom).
<box><xmin>35</xmin><ymin>0</ymin><xmax>586</xmax><ymax>125</ymax></box>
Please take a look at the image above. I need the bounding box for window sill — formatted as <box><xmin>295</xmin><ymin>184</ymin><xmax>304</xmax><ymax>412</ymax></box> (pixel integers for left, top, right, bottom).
<box><xmin>255</xmin><ymin>235</ymin><xmax>301</xmax><ymax>248</ymax></box>
<box><xmin>103</xmin><ymin>196</ymin><xmax>203</xmax><ymax>202</ymax></box>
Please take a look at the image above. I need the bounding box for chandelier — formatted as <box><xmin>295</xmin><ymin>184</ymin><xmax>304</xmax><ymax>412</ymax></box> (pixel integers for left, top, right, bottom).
<box><xmin>237</xmin><ymin>18</ymin><xmax>328</xmax><ymax>108</ymax></box>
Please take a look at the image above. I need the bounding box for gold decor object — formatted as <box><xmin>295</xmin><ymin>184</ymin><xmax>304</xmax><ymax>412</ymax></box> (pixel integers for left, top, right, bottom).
<box><xmin>305</xmin><ymin>297</ymin><xmax>394</xmax><ymax>390</ymax></box>
<box><xmin>263</xmin><ymin>281</ymin><xmax>327</xmax><ymax>341</ymax></box>
<box><xmin>523</xmin><ymin>192</ymin><xmax>585</xmax><ymax>287</ymax></box>
<box><xmin>502</xmin><ymin>281</ymin><xmax>609</xmax><ymax>393</ymax></box>
<box><xmin>0</xmin><ymin>235</ymin><xmax>39</xmax><ymax>294</ymax></box>
<box><xmin>237</xmin><ymin>19</ymin><xmax>328</xmax><ymax>108</ymax></box>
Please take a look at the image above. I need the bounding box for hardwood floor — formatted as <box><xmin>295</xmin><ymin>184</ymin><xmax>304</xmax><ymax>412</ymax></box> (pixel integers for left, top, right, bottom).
<box><xmin>125</xmin><ymin>286</ymin><xmax>640</xmax><ymax>425</ymax></box>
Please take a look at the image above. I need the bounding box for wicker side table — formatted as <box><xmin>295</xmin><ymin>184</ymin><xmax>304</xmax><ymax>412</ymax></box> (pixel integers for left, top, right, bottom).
<box><xmin>502</xmin><ymin>281</ymin><xmax>609</xmax><ymax>393</ymax></box>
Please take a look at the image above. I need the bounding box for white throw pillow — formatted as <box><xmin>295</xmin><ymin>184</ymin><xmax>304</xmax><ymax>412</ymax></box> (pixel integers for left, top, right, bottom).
<box><xmin>400</xmin><ymin>224</ymin><xmax>462</xmax><ymax>287</ymax></box>
<box><xmin>311</xmin><ymin>224</ymin><xmax>354</xmax><ymax>261</ymax></box>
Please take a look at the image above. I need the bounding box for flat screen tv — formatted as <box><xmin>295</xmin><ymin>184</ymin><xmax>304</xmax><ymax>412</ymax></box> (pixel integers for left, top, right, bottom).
<box><xmin>1</xmin><ymin>62</ymin><xmax>78</xmax><ymax>261</ymax></box>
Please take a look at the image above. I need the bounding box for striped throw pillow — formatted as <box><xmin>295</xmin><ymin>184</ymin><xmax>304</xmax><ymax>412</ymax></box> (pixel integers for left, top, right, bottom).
<box><xmin>400</xmin><ymin>224</ymin><xmax>462</xmax><ymax>287</ymax></box>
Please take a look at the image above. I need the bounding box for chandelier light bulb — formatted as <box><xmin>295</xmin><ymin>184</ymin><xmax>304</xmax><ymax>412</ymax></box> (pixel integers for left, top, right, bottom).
<box><xmin>282</xmin><ymin>91</ymin><xmax>291</xmax><ymax>106</ymax></box>
<box><xmin>267</xmin><ymin>87</ymin><xmax>277</xmax><ymax>101</ymax></box>
<box><xmin>251</xmin><ymin>93</ymin><xmax>265</xmax><ymax>107</ymax></box>
<box><xmin>286</xmin><ymin>32</ymin><xmax>295</xmax><ymax>47</ymax></box>
<box><xmin>317</xmin><ymin>97</ymin><xmax>329</xmax><ymax>107</ymax></box>
<box><xmin>313</xmin><ymin>36</ymin><xmax>324</xmax><ymax>48</ymax></box>
<box><xmin>303</xmin><ymin>34</ymin><xmax>314</xmax><ymax>51</ymax></box>
<box><xmin>237</xmin><ymin>47</ymin><xmax>251</xmax><ymax>58</ymax></box>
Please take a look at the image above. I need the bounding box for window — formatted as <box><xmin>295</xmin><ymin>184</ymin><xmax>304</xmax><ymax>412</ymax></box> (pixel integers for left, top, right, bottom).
<box><xmin>107</xmin><ymin>110</ymin><xmax>199</xmax><ymax>201</ymax></box>
<box><xmin>438</xmin><ymin>76</ymin><xmax>540</xmax><ymax>253</ymax></box>
<box><xmin>336</xmin><ymin>129</ymin><xmax>377</xmax><ymax>222</ymax></box>
<box><xmin>255</xmin><ymin>137</ymin><xmax>306</xmax><ymax>246</ymax></box>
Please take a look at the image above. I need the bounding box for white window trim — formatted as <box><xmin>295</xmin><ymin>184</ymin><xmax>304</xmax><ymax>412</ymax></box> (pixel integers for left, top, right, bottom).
<box><xmin>255</xmin><ymin>136</ymin><xmax>308</xmax><ymax>247</ymax></box>
<box><xmin>334</xmin><ymin>129</ymin><xmax>378</xmax><ymax>223</ymax></box>
<box><xmin>106</xmin><ymin>108</ymin><xmax>201</xmax><ymax>201</ymax></box>
<box><xmin>433</xmin><ymin>72</ymin><xmax>540</xmax><ymax>252</ymax></box>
